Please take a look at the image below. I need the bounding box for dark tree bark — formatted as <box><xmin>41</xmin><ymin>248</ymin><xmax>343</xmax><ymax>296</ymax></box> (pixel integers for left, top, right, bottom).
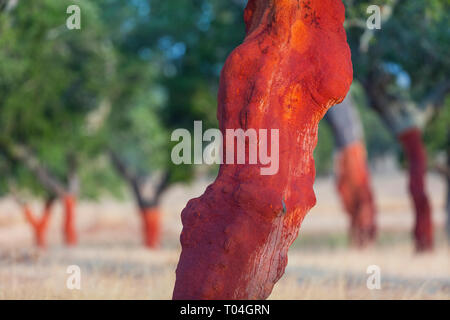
<box><xmin>399</xmin><ymin>128</ymin><xmax>433</xmax><ymax>251</ymax></box>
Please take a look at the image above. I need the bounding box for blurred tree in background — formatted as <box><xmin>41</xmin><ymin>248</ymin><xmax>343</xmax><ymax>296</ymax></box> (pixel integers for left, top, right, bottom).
<box><xmin>0</xmin><ymin>0</ymin><xmax>448</xmax><ymax>245</ymax></box>
<box><xmin>344</xmin><ymin>0</ymin><xmax>449</xmax><ymax>151</ymax></box>
<box><xmin>315</xmin><ymin>0</ymin><xmax>449</xmax><ymax>174</ymax></box>
<box><xmin>0</xmin><ymin>0</ymin><xmax>115</xmax><ymax>198</ymax></box>
<box><xmin>92</xmin><ymin>0</ymin><xmax>247</xmax><ymax>246</ymax></box>
<box><xmin>0</xmin><ymin>0</ymin><xmax>115</xmax><ymax>245</ymax></box>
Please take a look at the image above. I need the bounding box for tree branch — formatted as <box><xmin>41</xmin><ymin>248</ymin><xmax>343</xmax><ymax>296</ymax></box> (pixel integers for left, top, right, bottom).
<box><xmin>8</xmin><ymin>180</ymin><xmax>56</xmax><ymax>212</ymax></box>
<box><xmin>150</xmin><ymin>171</ymin><xmax>171</xmax><ymax>207</ymax></box>
<box><xmin>419</xmin><ymin>80</ymin><xmax>450</xmax><ymax>124</ymax></box>
<box><xmin>13</xmin><ymin>145</ymin><xmax>66</xmax><ymax>197</ymax></box>
<box><xmin>109</xmin><ymin>150</ymin><xmax>149</xmax><ymax>209</ymax></box>
<box><xmin>0</xmin><ymin>141</ymin><xmax>66</xmax><ymax>197</ymax></box>
<box><xmin>67</xmin><ymin>152</ymin><xmax>79</xmax><ymax>196</ymax></box>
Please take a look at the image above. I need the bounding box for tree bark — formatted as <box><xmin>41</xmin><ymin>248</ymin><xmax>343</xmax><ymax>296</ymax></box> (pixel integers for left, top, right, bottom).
<box><xmin>63</xmin><ymin>194</ymin><xmax>77</xmax><ymax>246</ymax></box>
<box><xmin>141</xmin><ymin>207</ymin><xmax>161</xmax><ymax>249</ymax></box>
<box><xmin>0</xmin><ymin>142</ymin><xmax>79</xmax><ymax>247</ymax></box>
<box><xmin>398</xmin><ymin>128</ymin><xmax>433</xmax><ymax>252</ymax></box>
<box><xmin>23</xmin><ymin>199</ymin><xmax>54</xmax><ymax>248</ymax></box>
<box><xmin>446</xmin><ymin>153</ymin><xmax>450</xmax><ymax>243</ymax></box>
<box><xmin>109</xmin><ymin>151</ymin><xmax>148</xmax><ymax>209</ymax></box>
<box><xmin>364</xmin><ymin>68</ymin><xmax>435</xmax><ymax>252</ymax></box>
<box><xmin>335</xmin><ymin>141</ymin><xmax>376</xmax><ymax>246</ymax></box>
<box><xmin>109</xmin><ymin>150</ymin><xmax>170</xmax><ymax>248</ymax></box>
<box><xmin>173</xmin><ymin>0</ymin><xmax>352</xmax><ymax>300</ymax></box>
<box><xmin>446</xmin><ymin>147</ymin><xmax>450</xmax><ymax>243</ymax></box>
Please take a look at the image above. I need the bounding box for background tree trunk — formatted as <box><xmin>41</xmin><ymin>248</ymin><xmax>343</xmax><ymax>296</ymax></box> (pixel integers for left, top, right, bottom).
<box><xmin>140</xmin><ymin>207</ymin><xmax>161</xmax><ymax>248</ymax></box>
<box><xmin>398</xmin><ymin>128</ymin><xmax>433</xmax><ymax>251</ymax></box>
<box><xmin>336</xmin><ymin>142</ymin><xmax>377</xmax><ymax>246</ymax></box>
<box><xmin>23</xmin><ymin>199</ymin><xmax>54</xmax><ymax>248</ymax></box>
<box><xmin>109</xmin><ymin>150</ymin><xmax>169</xmax><ymax>249</ymax></box>
<box><xmin>325</xmin><ymin>97</ymin><xmax>377</xmax><ymax>247</ymax></box>
<box><xmin>445</xmin><ymin>148</ymin><xmax>450</xmax><ymax>243</ymax></box>
<box><xmin>63</xmin><ymin>194</ymin><xmax>77</xmax><ymax>246</ymax></box>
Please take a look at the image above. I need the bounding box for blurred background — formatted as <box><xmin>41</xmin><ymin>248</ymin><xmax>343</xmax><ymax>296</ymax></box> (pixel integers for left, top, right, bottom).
<box><xmin>0</xmin><ymin>0</ymin><xmax>448</xmax><ymax>299</ymax></box>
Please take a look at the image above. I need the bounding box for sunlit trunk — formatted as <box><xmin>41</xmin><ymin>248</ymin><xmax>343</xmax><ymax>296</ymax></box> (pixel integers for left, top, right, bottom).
<box><xmin>173</xmin><ymin>0</ymin><xmax>353</xmax><ymax>299</ymax></box>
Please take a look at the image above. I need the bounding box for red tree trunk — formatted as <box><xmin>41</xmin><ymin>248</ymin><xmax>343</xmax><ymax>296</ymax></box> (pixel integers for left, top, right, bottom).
<box><xmin>398</xmin><ymin>128</ymin><xmax>433</xmax><ymax>251</ymax></box>
<box><xmin>173</xmin><ymin>0</ymin><xmax>352</xmax><ymax>300</ymax></box>
<box><xmin>63</xmin><ymin>194</ymin><xmax>77</xmax><ymax>246</ymax></box>
<box><xmin>24</xmin><ymin>202</ymin><xmax>53</xmax><ymax>248</ymax></box>
<box><xmin>141</xmin><ymin>207</ymin><xmax>161</xmax><ymax>249</ymax></box>
<box><xmin>336</xmin><ymin>142</ymin><xmax>377</xmax><ymax>247</ymax></box>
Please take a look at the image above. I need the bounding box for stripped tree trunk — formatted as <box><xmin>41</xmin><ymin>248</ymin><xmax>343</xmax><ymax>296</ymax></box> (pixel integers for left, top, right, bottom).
<box><xmin>398</xmin><ymin>128</ymin><xmax>433</xmax><ymax>251</ymax></box>
<box><xmin>23</xmin><ymin>198</ymin><xmax>54</xmax><ymax>247</ymax></box>
<box><xmin>173</xmin><ymin>0</ymin><xmax>352</xmax><ymax>300</ymax></box>
<box><xmin>63</xmin><ymin>194</ymin><xmax>77</xmax><ymax>246</ymax></box>
<box><xmin>363</xmin><ymin>70</ymin><xmax>450</xmax><ymax>253</ymax></box>
<box><xmin>336</xmin><ymin>142</ymin><xmax>376</xmax><ymax>246</ymax></box>
<box><xmin>2</xmin><ymin>144</ymin><xmax>80</xmax><ymax>246</ymax></box>
<box><xmin>446</xmin><ymin>177</ymin><xmax>450</xmax><ymax>242</ymax></box>
<box><xmin>109</xmin><ymin>151</ymin><xmax>169</xmax><ymax>249</ymax></box>
<box><xmin>141</xmin><ymin>207</ymin><xmax>161</xmax><ymax>248</ymax></box>
<box><xmin>446</xmin><ymin>147</ymin><xmax>450</xmax><ymax>243</ymax></box>
<box><xmin>326</xmin><ymin>97</ymin><xmax>376</xmax><ymax>247</ymax></box>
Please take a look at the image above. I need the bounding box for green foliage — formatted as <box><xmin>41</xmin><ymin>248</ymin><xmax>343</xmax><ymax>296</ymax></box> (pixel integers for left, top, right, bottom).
<box><xmin>315</xmin><ymin>122</ymin><xmax>334</xmax><ymax>175</ymax></box>
<box><xmin>345</xmin><ymin>0</ymin><xmax>450</xmax><ymax>104</ymax></box>
<box><xmin>97</xmin><ymin>0</ymin><xmax>187</xmax><ymax>185</ymax></box>
<box><xmin>0</xmin><ymin>0</ymin><xmax>114</xmax><ymax>198</ymax></box>
<box><xmin>343</xmin><ymin>0</ymin><xmax>449</xmax><ymax>169</ymax></box>
<box><xmin>350</xmin><ymin>82</ymin><xmax>397</xmax><ymax>159</ymax></box>
<box><xmin>424</xmin><ymin>97</ymin><xmax>450</xmax><ymax>155</ymax></box>
<box><xmin>1</xmin><ymin>0</ymin><xmax>448</xmax><ymax>198</ymax></box>
<box><xmin>95</xmin><ymin>0</ymin><xmax>246</xmax><ymax>185</ymax></box>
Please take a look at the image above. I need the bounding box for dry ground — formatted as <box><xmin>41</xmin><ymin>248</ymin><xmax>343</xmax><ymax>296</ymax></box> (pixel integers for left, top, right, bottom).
<box><xmin>0</xmin><ymin>172</ymin><xmax>448</xmax><ymax>299</ymax></box>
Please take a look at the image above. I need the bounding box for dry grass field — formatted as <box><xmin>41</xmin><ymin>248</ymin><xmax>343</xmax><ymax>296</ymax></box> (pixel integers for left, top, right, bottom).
<box><xmin>0</xmin><ymin>172</ymin><xmax>448</xmax><ymax>299</ymax></box>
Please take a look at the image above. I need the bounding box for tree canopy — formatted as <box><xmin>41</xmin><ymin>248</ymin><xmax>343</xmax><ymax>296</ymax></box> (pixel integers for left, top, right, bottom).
<box><xmin>0</xmin><ymin>0</ymin><xmax>448</xmax><ymax>203</ymax></box>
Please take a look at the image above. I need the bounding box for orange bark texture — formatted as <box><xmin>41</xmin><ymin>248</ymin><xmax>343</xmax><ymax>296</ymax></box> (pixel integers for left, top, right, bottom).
<box><xmin>173</xmin><ymin>0</ymin><xmax>353</xmax><ymax>299</ymax></box>
<box><xmin>24</xmin><ymin>201</ymin><xmax>53</xmax><ymax>248</ymax></box>
<box><xmin>336</xmin><ymin>141</ymin><xmax>376</xmax><ymax>247</ymax></box>
<box><xmin>141</xmin><ymin>208</ymin><xmax>161</xmax><ymax>248</ymax></box>
<box><xmin>63</xmin><ymin>194</ymin><xmax>77</xmax><ymax>246</ymax></box>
